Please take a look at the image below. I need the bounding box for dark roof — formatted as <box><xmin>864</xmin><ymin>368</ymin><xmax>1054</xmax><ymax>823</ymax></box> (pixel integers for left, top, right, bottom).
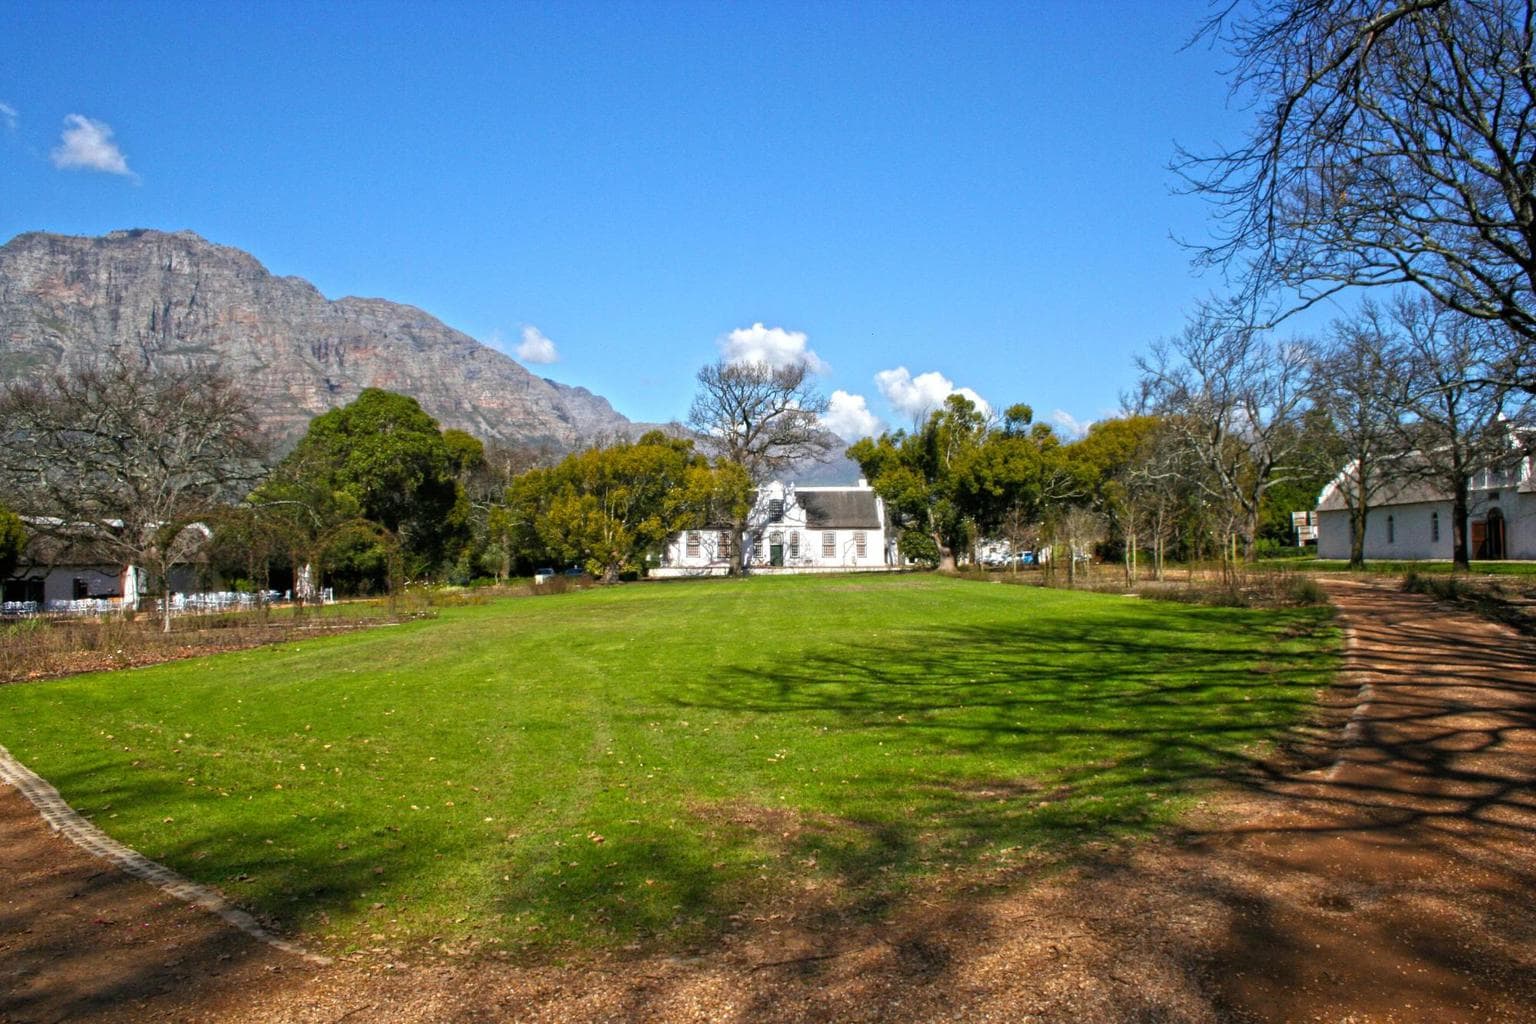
<box><xmin>796</xmin><ymin>489</ymin><xmax>881</xmax><ymax>529</ymax></box>
<box><xmin>18</xmin><ymin>520</ymin><xmax>126</xmax><ymax>568</ymax></box>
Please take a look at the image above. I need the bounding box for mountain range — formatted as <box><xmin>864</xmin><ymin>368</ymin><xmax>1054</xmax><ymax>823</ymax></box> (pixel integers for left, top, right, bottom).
<box><xmin>0</xmin><ymin>229</ymin><xmax>645</xmax><ymax>451</ymax></box>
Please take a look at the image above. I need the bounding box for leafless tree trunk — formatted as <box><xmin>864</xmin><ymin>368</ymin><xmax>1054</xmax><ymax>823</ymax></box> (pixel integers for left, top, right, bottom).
<box><xmin>1058</xmin><ymin>506</ymin><xmax>1105</xmax><ymax>589</ymax></box>
<box><xmin>1390</xmin><ymin>296</ymin><xmax>1528</xmax><ymax>570</ymax></box>
<box><xmin>1309</xmin><ymin>302</ymin><xmax>1406</xmax><ymax>569</ymax></box>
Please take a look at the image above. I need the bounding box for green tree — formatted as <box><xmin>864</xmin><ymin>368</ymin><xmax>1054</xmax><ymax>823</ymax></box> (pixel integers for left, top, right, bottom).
<box><xmin>245</xmin><ymin>444</ymin><xmax>373</xmax><ymax>604</ymax></box>
<box><xmin>0</xmin><ymin>501</ymin><xmax>25</xmax><ymax>582</ymax></box>
<box><xmin>956</xmin><ymin>405</ymin><xmax>1088</xmax><ymax>565</ymax></box>
<box><xmin>509</xmin><ymin>432</ymin><xmax>732</xmax><ymax>582</ymax></box>
<box><xmin>442</xmin><ymin>429</ymin><xmax>487</xmax><ymax>479</ymax></box>
<box><xmin>849</xmin><ymin>394</ymin><xmax>990</xmax><ymax>571</ymax></box>
<box><xmin>270</xmin><ymin>389</ymin><xmax>469</xmax><ymax>580</ymax></box>
<box><xmin>1067</xmin><ymin>415</ymin><xmax>1163</xmax><ymax>581</ymax></box>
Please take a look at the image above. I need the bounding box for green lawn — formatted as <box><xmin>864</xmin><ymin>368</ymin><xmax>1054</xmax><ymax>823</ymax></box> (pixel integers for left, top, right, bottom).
<box><xmin>0</xmin><ymin>574</ymin><xmax>1335</xmax><ymax>957</ymax></box>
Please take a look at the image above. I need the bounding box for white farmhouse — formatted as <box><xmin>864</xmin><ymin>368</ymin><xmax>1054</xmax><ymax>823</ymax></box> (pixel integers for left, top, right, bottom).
<box><xmin>655</xmin><ymin>479</ymin><xmax>898</xmax><ymax>576</ymax></box>
<box><xmin>1315</xmin><ymin>450</ymin><xmax>1535</xmax><ymax>561</ymax></box>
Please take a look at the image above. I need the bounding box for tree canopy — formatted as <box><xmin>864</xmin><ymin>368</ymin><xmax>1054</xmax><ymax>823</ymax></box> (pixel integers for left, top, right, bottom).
<box><xmin>687</xmin><ymin>359</ymin><xmax>832</xmax><ymax>573</ymax></box>
<box><xmin>508</xmin><ymin>431</ymin><xmax>740</xmax><ymax>582</ymax></box>
<box><xmin>0</xmin><ymin>501</ymin><xmax>25</xmax><ymax>582</ymax></box>
<box><xmin>848</xmin><ymin>395</ymin><xmax>1086</xmax><ymax>571</ymax></box>
<box><xmin>269</xmin><ymin>388</ymin><xmax>470</xmax><ymax>578</ymax></box>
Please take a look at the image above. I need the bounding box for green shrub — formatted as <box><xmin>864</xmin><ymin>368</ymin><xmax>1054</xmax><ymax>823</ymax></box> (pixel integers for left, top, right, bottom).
<box><xmin>1287</xmin><ymin>576</ymin><xmax>1328</xmax><ymax>606</ymax></box>
<box><xmin>899</xmin><ymin>529</ymin><xmax>940</xmax><ymax>568</ymax></box>
<box><xmin>1403</xmin><ymin>571</ymin><xmax>1468</xmax><ymax>601</ymax></box>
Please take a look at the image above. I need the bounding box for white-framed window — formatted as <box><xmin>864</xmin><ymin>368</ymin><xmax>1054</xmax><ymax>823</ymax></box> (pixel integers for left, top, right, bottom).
<box><xmin>686</xmin><ymin>531</ymin><xmax>700</xmax><ymax>557</ymax></box>
<box><xmin>718</xmin><ymin>531</ymin><xmax>732</xmax><ymax>558</ymax></box>
<box><xmin>754</xmin><ymin>534</ymin><xmax>765</xmax><ymax>561</ymax></box>
<box><xmin>822</xmin><ymin>531</ymin><xmax>837</xmax><ymax>558</ymax></box>
<box><xmin>854</xmin><ymin>531</ymin><xmax>867</xmax><ymax>558</ymax></box>
<box><xmin>1431</xmin><ymin>511</ymin><xmax>1440</xmax><ymax>543</ymax></box>
<box><xmin>789</xmin><ymin>531</ymin><xmax>800</xmax><ymax>559</ymax></box>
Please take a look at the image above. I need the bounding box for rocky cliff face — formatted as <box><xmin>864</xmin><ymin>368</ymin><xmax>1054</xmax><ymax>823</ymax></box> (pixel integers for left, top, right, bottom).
<box><xmin>0</xmin><ymin>229</ymin><xmax>640</xmax><ymax>450</ymax></box>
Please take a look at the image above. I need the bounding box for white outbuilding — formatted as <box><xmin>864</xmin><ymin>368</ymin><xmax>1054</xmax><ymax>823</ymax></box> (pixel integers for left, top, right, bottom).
<box><xmin>1315</xmin><ymin>450</ymin><xmax>1535</xmax><ymax>561</ymax></box>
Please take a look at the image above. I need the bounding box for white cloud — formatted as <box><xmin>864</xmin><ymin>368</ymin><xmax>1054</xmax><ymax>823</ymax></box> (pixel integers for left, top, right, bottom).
<box><xmin>51</xmin><ymin>114</ymin><xmax>134</xmax><ymax>177</ymax></box>
<box><xmin>718</xmin><ymin>322</ymin><xmax>828</xmax><ymax>373</ymax></box>
<box><xmin>0</xmin><ymin>102</ymin><xmax>16</xmax><ymax>131</ymax></box>
<box><xmin>874</xmin><ymin>366</ymin><xmax>990</xmax><ymax>420</ymax></box>
<box><xmin>821</xmin><ymin>390</ymin><xmax>883</xmax><ymax>441</ymax></box>
<box><xmin>516</xmin><ymin>325</ymin><xmax>559</xmax><ymax>364</ymax></box>
<box><xmin>1051</xmin><ymin>409</ymin><xmax>1093</xmax><ymax>438</ymax></box>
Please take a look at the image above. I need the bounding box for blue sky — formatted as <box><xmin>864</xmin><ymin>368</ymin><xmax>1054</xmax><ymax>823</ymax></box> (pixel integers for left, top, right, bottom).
<box><xmin>2</xmin><ymin>0</ymin><xmax>1262</xmax><ymax>440</ymax></box>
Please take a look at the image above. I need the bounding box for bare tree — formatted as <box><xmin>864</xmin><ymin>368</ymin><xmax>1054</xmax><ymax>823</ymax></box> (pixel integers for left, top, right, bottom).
<box><xmin>1056</xmin><ymin>506</ymin><xmax>1106</xmax><ymax>588</ymax></box>
<box><xmin>1121</xmin><ymin>423</ymin><xmax>1195</xmax><ymax>583</ymax></box>
<box><xmin>1309</xmin><ymin>302</ymin><xmax>1406</xmax><ymax>567</ymax></box>
<box><xmin>1137</xmin><ymin>307</ymin><xmax>1314</xmax><ymax>559</ymax></box>
<box><xmin>687</xmin><ymin>360</ymin><xmax>833</xmax><ymax>574</ymax></box>
<box><xmin>1390</xmin><ymin>295</ymin><xmax>1529</xmax><ymax>569</ymax></box>
<box><xmin>0</xmin><ymin>354</ymin><xmax>267</xmax><ymax>630</ymax></box>
<box><xmin>1177</xmin><ymin>0</ymin><xmax>1536</xmax><ymax>393</ymax></box>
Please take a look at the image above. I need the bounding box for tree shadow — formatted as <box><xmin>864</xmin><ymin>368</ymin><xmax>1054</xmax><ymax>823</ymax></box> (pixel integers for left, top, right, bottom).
<box><xmin>653</xmin><ymin>603</ymin><xmax>1339</xmax><ymax>924</ymax></box>
<box><xmin>11</xmin><ymin>581</ymin><xmax>1535</xmax><ymax>1022</ymax></box>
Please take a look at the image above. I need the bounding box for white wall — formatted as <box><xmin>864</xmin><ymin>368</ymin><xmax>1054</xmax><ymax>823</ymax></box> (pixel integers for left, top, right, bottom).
<box><xmin>664</xmin><ymin>528</ymin><xmax>734</xmax><ymax>569</ymax></box>
<box><xmin>1317</xmin><ymin>500</ymin><xmax>1453</xmax><ymax>560</ymax></box>
<box><xmin>759</xmin><ymin>526</ymin><xmax>885</xmax><ymax>568</ymax></box>
<box><xmin>1316</xmin><ymin>494</ymin><xmax>1536</xmax><ymax>561</ymax></box>
<box><xmin>1510</xmin><ymin>493</ymin><xmax>1536</xmax><ymax>559</ymax></box>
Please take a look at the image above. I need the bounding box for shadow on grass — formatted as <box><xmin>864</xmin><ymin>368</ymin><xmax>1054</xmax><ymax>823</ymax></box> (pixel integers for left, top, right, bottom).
<box><xmin>14</xmin><ymin>581</ymin><xmax>1536</xmax><ymax>1022</ymax></box>
<box><xmin>648</xmin><ymin>603</ymin><xmax>1340</xmax><ymax>924</ymax></box>
<box><xmin>9</xmin><ymin>599</ymin><xmax>1345</xmax><ymax>959</ymax></box>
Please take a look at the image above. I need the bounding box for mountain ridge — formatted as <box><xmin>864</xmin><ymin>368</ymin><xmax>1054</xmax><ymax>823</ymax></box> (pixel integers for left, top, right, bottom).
<box><xmin>0</xmin><ymin>228</ymin><xmax>646</xmax><ymax>451</ymax></box>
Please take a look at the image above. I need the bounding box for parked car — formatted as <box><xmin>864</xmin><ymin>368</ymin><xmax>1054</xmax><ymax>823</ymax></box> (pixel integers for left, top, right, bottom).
<box><xmin>533</xmin><ymin>567</ymin><xmax>556</xmax><ymax>584</ymax></box>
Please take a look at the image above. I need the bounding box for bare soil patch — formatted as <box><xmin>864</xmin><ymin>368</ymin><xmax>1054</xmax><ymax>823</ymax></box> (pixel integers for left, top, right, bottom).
<box><xmin>3</xmin><ymin>576</ymin><xmax>1534</xmax><ymax>1022</ymax></box>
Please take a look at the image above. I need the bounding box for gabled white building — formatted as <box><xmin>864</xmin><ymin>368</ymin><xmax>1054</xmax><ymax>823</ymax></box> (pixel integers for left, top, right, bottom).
<box><xmin>2</xmin><ymin>518</ymin><xmax>216</xmax><ymax>615</ymax></box>
<box><xmin>1315</xmin><ymin>450</ymin><xmax>1536</xmax><ymax>561</ymax></box>
<box><xmin>654</xmin><ymin>479</ymin><xmax>899</xmax><ymax>576</ymax></box>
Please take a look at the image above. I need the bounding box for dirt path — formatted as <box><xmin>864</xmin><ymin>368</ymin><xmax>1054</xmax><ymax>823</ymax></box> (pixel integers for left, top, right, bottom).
<box><xmin>3</xmin><ymin>577</ymin><xmax>1534</xmax><ymax>1022</ymax></box>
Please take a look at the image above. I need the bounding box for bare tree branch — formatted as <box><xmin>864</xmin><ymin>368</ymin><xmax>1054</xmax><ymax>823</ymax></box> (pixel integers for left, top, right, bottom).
<box><xmin>1177</xmin><ymin>0</ymin><xmax>1536</xmax><ymax>392</ymax></box>
<box><xmin>687</xmin><ymin>360</ymin><xmax>833</xmax><ymax>574</ymax></box>
<box><xmin>1137</xmin><ymin>306</ymin><xmax>1315</xmax><ymax>559</ymax></box>
<box><xmin>0</xmin><ymin>352</ymin><xmax>268</xmax><ymax>629</ymax></box>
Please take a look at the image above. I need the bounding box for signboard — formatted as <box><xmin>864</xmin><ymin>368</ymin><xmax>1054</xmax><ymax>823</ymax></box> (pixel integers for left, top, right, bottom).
<box><xmin>1291</xmin><ymin>511</ymin><xmax>1318</xmax><ymax>545</ymax></box>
